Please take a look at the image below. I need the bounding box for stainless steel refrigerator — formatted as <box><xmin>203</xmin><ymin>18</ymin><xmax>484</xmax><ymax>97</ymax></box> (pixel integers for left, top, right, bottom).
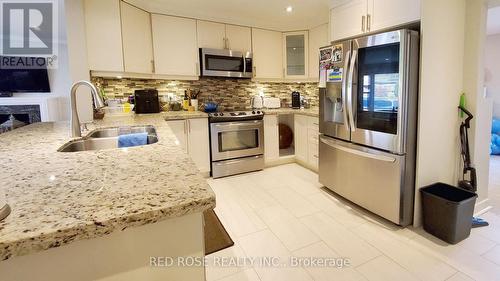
<box><xmin>318</xmin><ymin>29</ymin><xmax>419</xmax><ymax>226</ymax></box>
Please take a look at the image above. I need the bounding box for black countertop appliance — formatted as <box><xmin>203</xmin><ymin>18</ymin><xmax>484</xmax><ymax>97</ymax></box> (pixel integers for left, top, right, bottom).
<box><xmin>291</xmin><ymin>91</ymin><xmax>301</xmax><ymax>109</ymax></box>
<box><xmin>134</xmin><ymin>89</ymin><xmax>160</xmax><ymax>114</ymax></box>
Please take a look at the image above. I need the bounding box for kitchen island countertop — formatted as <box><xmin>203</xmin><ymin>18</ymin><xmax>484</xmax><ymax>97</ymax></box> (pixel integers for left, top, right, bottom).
<box><xmin>0</xmin><ymin>113</ymin><xmax>215</xmax><ymax>261</ymax></box>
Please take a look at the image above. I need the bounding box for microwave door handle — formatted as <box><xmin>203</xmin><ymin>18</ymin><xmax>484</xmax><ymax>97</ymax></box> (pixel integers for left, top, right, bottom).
<box><xmin>347</xmin><ymin>50</ymin><xmax>357</xmax><ymax>132</ymax></box>
<box><xmin>243</xmin><ymin>55</ymin><xmax>246</xmax><ymax>76</ymax></box>
<box><xmin>342</xmin><ymin>50</ymin><xmax>351</xmax><ymax>132</ymax></box>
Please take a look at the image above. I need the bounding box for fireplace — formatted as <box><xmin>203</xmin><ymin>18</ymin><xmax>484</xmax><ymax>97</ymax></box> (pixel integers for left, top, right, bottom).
<box><xmin>0</xmin><ymin>105</ymin><xmax>41</xmax><ymax>134</ymax></box>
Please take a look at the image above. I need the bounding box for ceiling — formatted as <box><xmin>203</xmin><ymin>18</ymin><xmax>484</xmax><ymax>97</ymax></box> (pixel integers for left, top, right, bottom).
<box><xmin>125</xmin><ymin>0</ymin><xmax>332</xmax><ymax>31</ymax></box>
<box><xmin>488</xmin><ymin>6</ymin><xmax>500</xmax><ymax>35</ymax></box>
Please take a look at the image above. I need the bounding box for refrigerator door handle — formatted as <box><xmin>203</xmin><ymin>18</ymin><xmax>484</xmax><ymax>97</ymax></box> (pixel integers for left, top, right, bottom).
<box><xmin>320</xmin><ymin>136</ymin><xmax>396</xmax><ymax>163</ymax></box>
<box><xmin>347</xmin><ymin>50</ymin><xmax>357</xmax><ymax>132</ymax></box>
<box><xmin>342</xmin><ymin>50</ymin><xmax>351</xmax><ymax>131</ymax></box>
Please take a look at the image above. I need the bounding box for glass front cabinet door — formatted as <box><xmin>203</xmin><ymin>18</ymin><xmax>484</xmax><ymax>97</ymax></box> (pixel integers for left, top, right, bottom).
<box><xmin>283</xmin><ymin>31</ymin><xmax>308</xmax><ymax>79</ymax></box>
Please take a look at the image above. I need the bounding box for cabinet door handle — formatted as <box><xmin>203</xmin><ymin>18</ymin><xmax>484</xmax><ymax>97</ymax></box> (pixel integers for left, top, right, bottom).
<box><xmin>361</xmin><ymin>15</ymin><xmax>366</xmax><ymax>32</ymax></box>
<box><xmin>187</xmin><ymin>120</ymin><xmax>191</xmax><ymax>133</ymax></box>
<box><xmin>151</xmin><ymin>60</ymin><xmax>155</xmax><ymax>73</ymax></box>
<box><xmin>195</xmin><ymin>62</ymin><xmax>200</xmax><ymax>76</ymax></box>
<box><xmin>367</xmin><ymin>14</ymin><xmax>371</xmax><ymax>31</ymax></box>
<box><xmin>253</xmin><ymin>66</ymin><xmax>256</xmax><ymax>78</ymax></box>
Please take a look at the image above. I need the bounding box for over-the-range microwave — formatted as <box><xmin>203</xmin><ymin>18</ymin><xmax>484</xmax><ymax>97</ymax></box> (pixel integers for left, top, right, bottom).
<box><xmin>199</xmin><ymin>48</ymin><xmax>252</xmax><ymax>79</ymax></box>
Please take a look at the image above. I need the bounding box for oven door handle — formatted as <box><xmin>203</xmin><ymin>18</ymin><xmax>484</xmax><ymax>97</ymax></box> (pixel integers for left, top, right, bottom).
<box><xmin>212</xmin><ymin>120</ymin><xmax>262</xmax><ymax>129</ymax></box>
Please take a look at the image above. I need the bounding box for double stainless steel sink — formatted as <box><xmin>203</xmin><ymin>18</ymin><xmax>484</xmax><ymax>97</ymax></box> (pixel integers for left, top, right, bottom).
<box><xmin>58</xmin><ymin>125</ymin><xmax>158</xmax><ymax>152</ymax></box>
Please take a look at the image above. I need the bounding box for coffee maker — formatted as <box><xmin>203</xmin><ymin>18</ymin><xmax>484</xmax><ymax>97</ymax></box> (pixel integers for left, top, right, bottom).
<box><xmin>134</xmin><ymin>89</ymin><xmax>160</xmax><ymax>114</ymax></box>
<box><xmin>291</xmin><ymin>91</ymin><xmax>301</xmax><ymax>109</ymax></box>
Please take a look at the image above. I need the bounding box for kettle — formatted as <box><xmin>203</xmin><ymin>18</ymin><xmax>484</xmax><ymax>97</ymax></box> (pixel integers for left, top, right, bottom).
<box><xmin>0</xmin><ymin>187</ymin><xmax>10</xmax><ymax>221</ymax></box>
<box><xmin>251</xmin><ymin>95</ymin><xmax>264</xmax><ymax>109</ymax></box>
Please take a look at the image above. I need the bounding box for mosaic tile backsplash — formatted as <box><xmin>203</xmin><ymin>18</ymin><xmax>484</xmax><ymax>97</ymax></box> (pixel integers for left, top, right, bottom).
<box><xmin>91</xmin><ymin>77</ymin><xmax>319</xmax><ymax>112</ymax></box>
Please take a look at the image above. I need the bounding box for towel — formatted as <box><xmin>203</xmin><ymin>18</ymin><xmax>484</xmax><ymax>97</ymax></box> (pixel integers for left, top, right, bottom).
<box><xmin>118</xmin><ymin>132</ymin><xmax>148</xmax><ymax>148</ymax></box>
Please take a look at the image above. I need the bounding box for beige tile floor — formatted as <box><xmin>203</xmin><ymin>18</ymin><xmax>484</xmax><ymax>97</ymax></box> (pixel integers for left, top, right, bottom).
<box><xmin>206</xmin><ymin>163</ymin><xmax>500</xmax><ymax>281</ymax></box>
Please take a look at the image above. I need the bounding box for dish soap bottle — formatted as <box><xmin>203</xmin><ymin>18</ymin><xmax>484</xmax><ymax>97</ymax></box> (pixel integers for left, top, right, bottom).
<box><xmin>183</xmin><ymin>91</ymin><xmax>189</xmax><ymax>111</ymax></box>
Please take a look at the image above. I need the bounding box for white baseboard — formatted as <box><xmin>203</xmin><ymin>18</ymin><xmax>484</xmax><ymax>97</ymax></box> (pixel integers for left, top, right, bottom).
<box><xmin>265</xmin><ymin>155</ymin><xmax>296</xmax><ymax>167</ymax></box>
<box><xmin>475</xmin><ymin>198</ymin><xmax>492</xmax><ymax>216</ymax></box>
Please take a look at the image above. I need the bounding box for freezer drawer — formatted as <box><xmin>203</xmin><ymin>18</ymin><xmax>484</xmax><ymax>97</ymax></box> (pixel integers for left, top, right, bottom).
<box><xmin>319</xmin><ymin>136</ymin><xmax>414</xmax><ymax>226</ymax></box>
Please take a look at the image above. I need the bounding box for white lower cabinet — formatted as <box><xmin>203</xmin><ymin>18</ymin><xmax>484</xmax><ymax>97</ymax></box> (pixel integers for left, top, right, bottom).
<box><xmin>294</xmin><ymin>115</ymin><xmax>308</xmax><ymax>162</ymax></box>
<box><xmin>294</xmin><ymin>115</ymin><xmax>319</xmax><ymax>171</ymax></box>
<box><xmin>167</xmin><ymin>120</ymin><xmax>188</xmax><ymax>153</ymax></box>
<box><xmin>166</xmin><ymin>118</ymin><xmax>210</xmax><ymax>173</ymax></box>
<box><xmin>264</xmin><ymin>115</ymin><xmax>280</xmax><ymax>163</ymax></box>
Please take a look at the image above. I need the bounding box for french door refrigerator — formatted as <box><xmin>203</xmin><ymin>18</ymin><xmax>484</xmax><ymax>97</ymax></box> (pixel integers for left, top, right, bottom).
<box><xmin>318</xmin><ymin>29</ymin><xmax>419</xmax><ymax>226</ymax></box>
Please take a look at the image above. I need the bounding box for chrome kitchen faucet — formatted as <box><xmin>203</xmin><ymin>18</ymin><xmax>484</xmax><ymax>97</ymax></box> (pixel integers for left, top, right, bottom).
<box><xmin>70</xmin><ymin>81</ymin><xmax>105</xmax><ymax>138</ymax></box>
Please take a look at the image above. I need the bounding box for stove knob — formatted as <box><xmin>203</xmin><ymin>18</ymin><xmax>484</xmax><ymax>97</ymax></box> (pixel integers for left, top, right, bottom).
<box><xmin>220</xmin><ymin>113</ymin><xmax>224</xmax><ymax>116</ymax></box>
<box><xmin>257</xmin><ymin>111</ymin><xmax>261</xmax><ymax>114</ymax></box>
<box><xmin>252</xmin><ymin>111</ymin><xmax>256</xmax><ymax>114</ymax></box>
<box><xmin>214</xmin><ymin>113</ymin><xmax>219</xmax><ymax>116</ymax></box>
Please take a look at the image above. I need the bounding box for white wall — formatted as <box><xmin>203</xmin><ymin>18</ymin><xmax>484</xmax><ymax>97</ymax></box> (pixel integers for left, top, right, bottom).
<box><xmin>3</xmin><ymin>0</ymin><xmax>93</xmax><ymax>123</ymax></box>
<box><xmin>414</xmin><ymin>0</ymin><xmax>466</xmax><ymax>226</ymax></box>
<box><xmin>463</xmin><ymin>0</ymin><xmax>491</xmax><ymax>212</ymax></box>
<box><xmin>485</xmin><ymin>33</ymin><xmax>500</xmax><ymax>118</ymax></box>
<box><xmin>63</xmin><ymin>0</ymin><xmax>93</xmax><ymax>123</ymax></box>
<box><xmin>1</xmin><ymin>0</ymin><xmax>71</xmax><ymax>121</ymax></box>
<box><xmin>50</xmin><ymin>0</ymin><xmax>72</xmax><ymax>121</ymax></box>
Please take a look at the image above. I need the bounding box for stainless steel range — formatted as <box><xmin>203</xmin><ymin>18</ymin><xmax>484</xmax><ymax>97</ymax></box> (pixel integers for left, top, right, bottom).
<box><xmin>209</xmin><ymin>111</ymin><xmax>265</xmax><ymax>178</ymax></box>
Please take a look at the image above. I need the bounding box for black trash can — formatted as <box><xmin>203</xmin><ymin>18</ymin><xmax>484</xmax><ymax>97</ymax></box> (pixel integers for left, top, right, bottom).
<box><xmin>420</xmin><ymin>182</ymin><xmax>477</xmax><ymax>244</ymax></box>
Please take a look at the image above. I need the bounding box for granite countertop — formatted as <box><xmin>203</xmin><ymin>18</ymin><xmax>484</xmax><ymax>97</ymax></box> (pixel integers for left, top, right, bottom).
<box><xmin>263</xmin><ymin>107</ymin><xmax>319</xmax><ymax>117</ymax></box>
<box><xmin>0</xmin><ymin>113</ymin><xmax>215</xmax><ymax>261</ymax></box>
<box><xmin>162</xmin><ymin>111</ymin><xmax>208</xmax><ymax>120</ymax></box>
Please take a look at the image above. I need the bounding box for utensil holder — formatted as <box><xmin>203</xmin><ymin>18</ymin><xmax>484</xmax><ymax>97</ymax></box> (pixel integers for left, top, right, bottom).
<box><xmin>191</xmin><ymin>99</ymin><xmax>199</xmax><ymax>111</ymax></box>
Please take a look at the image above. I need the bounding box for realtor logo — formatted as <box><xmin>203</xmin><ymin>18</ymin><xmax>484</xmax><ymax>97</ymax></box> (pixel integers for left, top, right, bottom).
<box><xmin>1</xmin><ymin>1</ymin><xmax>57</xmax><ymax>56</ymax></box>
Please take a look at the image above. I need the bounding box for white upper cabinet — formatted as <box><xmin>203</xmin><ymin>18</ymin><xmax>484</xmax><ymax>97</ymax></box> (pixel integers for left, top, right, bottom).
<box><xmin>225</xmin><ymin>24</ymin><xmax>252</xmax><ymax>53</ymax></box>
<box><xmin>330</xmin><ymin>0</ymin><xmax>368</xmax><ymax>42</ymax></box>
<box><xmin>283</xmin><ymin>31</ymin><xmax>309</xmax><ymax>79</ymax></box>
<box><xmin>84</xmin><ymin>0</ymin><xmax>124</xmax><ymax>72</ymax></box>
<box><xmin>252</xmin><ymin>28</ymin><xmax>283</xmax><ymax>80</ymax></box>
<box><xmin>368</xmin><ymin>0</ymin><xmax>421</xmax><ymax>32</ymax></box>
<box><xmin>308</xmin><ymin>24</ymin><xmax>329</xmax><ymax>80</ymax></box>
<box><xmin>120</xmin><ymin>2</ymin><xmax>153</xmax><ymax>74</ymax></box>
<box><xmin>197</xmin><ymin>21</ymin><xmax>226</xmax><ymax>49</ymax></box>
<box><xmin>330</xmin><ymin>0</ymin><xmax>421</xmax><ymax>41</ymax></box>
<box><xmin>197</xmin><ymin>21</ymin><xmax>252</xmax><ymax>53</ymax></box>
<box><xmin>151</xmin><ymin>15</ymin><xmax>199</xmax><ymax>76</ymax></box>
